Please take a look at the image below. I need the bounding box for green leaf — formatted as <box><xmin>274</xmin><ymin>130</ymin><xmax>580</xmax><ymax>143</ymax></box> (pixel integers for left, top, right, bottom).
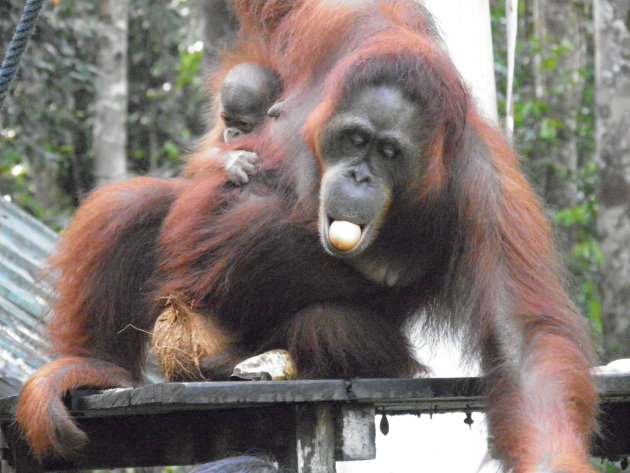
<box><xmin>541</xmin><ymin>56</ymin><xmax>558</xmax><ymax>71</ymax></box>
<box><xmin>539</xmin><ymin>118</ymin><xmax>558</xmax><ymax>139</ymax></box>
<box><xmin>163</xmin><ymin>140</ymin><xmax>179</xmax><ymax>159</ymax></box>
<box><xmin>554</xmin><ymin>208</ymin><xmax>575</xmax><ymax>226</ymax></box>
<box><xmin>176</xmin><ymin>50</ymin><xmax>203</xmax><ymax>89</ymax></box>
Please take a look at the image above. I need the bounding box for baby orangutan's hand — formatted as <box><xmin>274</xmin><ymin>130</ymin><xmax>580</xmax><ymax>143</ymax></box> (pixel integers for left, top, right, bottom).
<box><xmin>223</xmin><ymin>150</ymin><xmax>260</xmax><ymax>185</ymax></box>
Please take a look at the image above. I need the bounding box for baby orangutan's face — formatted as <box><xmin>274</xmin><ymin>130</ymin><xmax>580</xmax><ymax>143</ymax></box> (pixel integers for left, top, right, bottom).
<box><xmin>220</xmin><ymin>103</ymin><xmax>263</xmax><ymax>142</ymax></box>
<box><xmin>219</xmin><ymin>63</ymin><xmax>281</xmax><ymax>142</ymax></box>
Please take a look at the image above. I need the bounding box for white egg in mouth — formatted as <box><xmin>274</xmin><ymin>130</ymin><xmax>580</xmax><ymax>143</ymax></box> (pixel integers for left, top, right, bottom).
<box><xmin>328</xmin><ymin>220</ymin><xmax>362</xmax><ymax>251</ymax></box>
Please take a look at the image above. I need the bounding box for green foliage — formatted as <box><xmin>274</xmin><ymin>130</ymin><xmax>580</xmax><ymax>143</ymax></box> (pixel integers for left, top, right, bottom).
<box><xmin>595</xmin><ymin>458</ymin><xmax>627</xmax><ymax>473</ymax></box>
<box><xmin>0</xmin><ymin>0</ymin><xmax>205</xmax><ymax>226</ymax></box>
<box><xmin>177</xmin><ymin>48</ymin><xmax>204</xmax><ymax>89</ymax></box>
<box><xmin>553</xmin><ymin>161</ymin><xmax>603</xmax><ymax>329</ymax></box>
<box><xmin>1</xmin><ymin>0</ymin><xmax>100</xmax><ymax>227</ymax></box>
<box><xmin>490</xmin><ymin>1</ymin><xmax>601</xmax><ymax>334</ymax></box>
<box><xmin>127</xmin><ymin>0</ymin><xmax>206</xmax><ymax>176</ymax></box>
<box><xmin>539</xmin><ymin>117</ymin><xmax>564</xmax><ymax>140</ymax></box>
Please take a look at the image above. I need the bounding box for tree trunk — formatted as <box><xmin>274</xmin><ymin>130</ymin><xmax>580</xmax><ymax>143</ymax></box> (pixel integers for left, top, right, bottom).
<box><xmin>531</xmin><ymin>0</ymin><xmax>588</xmax><ymax>216</ymax></box>
<box><xmin>594</xmin><ymin>0</ymin><xmax>630</xmax><ymax>361</ymax></box>
<box><xmin>93</xmin><ymin>0</ymin><xmax>129</xmax><ymax>187</ymax></box>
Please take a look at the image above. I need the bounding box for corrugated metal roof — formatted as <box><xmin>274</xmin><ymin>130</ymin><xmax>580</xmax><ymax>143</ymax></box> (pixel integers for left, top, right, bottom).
<box><xmin>0</xmin><ymin>199</ymin><xmax>57</xmax><ymax>396</ymax></box>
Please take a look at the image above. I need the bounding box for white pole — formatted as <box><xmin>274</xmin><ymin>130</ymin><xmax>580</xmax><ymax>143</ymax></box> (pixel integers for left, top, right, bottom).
<box><xmin>421</xmin><ymin>0</ymin><xmax>498</xmax><ymax>123</ymax></box>
<box><xmin>505</xmin><ymin>0</ymin><xmax>519</xmax><ymax>138</ymax></box>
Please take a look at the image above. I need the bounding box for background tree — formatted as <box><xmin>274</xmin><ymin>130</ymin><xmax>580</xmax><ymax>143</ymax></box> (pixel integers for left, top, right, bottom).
<box><xmin>125</xmin><ymin>0</ymin><xmax>205</xmax><ymax>177</ymax></box>
<box><xmin>594</xmin><ymin>0</ymin><xmax>630</xmax><ymax>361</ymax></box>
<box><xmin>0</xmin><ymin>0</ymin><xmax>205</xmax><ymax>228</ymax></box>
<box><xmin>491</xmin><ymin>0</ymin><xmax>602</xmax><ymax>348</ymax></box>
<box><xmin>1</xmin><ymin>1</ymin><xmax>100</xmax><ymax>226</ymax></box>
<box><xmin>531</xmin><ymin>0</ymin><xmax>590</xmax><ymax>250</ymax></box>
<box><xmin>93</xmin><ymin>0</ymin><xmax>129</xmax><ymax>187</ymax></box>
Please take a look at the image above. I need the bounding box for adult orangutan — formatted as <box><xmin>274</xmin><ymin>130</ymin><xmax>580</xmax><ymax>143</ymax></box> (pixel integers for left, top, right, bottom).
<box><xmin>16</xmin><ymin>2</ymin><xmax>597</xmax><ymax>473</ymax></box>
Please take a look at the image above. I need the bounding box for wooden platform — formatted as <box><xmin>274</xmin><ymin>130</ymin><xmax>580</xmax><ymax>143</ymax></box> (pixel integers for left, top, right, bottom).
<box><xmin>1</xmin><ymin>375</ymin><xmax>629</xmax><ymax>472</ymax></box>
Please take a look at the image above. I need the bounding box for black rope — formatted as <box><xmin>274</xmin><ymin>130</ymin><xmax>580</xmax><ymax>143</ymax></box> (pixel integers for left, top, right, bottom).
<box><xmin>0</xmin><ymin>0</ymin><xmax>47</xmax><ymax>111</ymax></box>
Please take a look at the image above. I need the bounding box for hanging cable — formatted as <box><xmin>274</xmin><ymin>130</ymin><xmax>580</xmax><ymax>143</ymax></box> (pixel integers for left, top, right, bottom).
<box><xmin>0</xmin><ymin>0</ymin><xmax>47</xmax><ymax>111</ymax></box>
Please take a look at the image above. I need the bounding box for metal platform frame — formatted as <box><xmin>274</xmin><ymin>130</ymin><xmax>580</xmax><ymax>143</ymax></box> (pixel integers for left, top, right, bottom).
<box><xmin>1</xmin><ymin>376</ymin><xmax>628</xmax><ymax>473</ymax></box>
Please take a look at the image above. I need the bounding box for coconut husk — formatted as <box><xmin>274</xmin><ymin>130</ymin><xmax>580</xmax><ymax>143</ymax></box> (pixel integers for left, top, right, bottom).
<box><xmin>152</xmin><ymin>295</ymin><xmax>227</xmax><ymax>381</ymax></box>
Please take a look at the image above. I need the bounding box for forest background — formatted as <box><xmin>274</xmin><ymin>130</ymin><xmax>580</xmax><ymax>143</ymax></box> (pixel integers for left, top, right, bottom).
<box><xmin>0</xmin><ymin>0</ymin><xmax>628</xmax><ymax>362</ymax></box>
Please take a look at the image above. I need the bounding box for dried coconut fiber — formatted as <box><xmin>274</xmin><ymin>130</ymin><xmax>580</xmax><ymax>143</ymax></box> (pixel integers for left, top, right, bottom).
<box><xmin>152</xmin><ymin>295</ymin><xmax>226</xmax><ymax>381</ymax></box>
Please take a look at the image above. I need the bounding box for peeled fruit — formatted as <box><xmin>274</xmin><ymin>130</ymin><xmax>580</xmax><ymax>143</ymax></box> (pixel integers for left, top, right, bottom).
<box><xmin>328</xmin><ymin>220</ymin><xmax>362</xmax><ymax>251</ymax></box>
<box><xmin>230</xmin><ymin>349</ymin><xmax>297</xmax><ymax>381</ymax></box>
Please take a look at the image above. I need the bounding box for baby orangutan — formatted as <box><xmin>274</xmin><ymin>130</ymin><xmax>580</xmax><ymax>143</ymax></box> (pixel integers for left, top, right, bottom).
<box><xmin>217</xmin><ymin>62</ymin><xmax>283</xmax><ymax>185</ymax></box>
<box><xmin>153</xmin><ymin>65</ymin><xmax>285</xmax><ymax>379</ymax></box>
